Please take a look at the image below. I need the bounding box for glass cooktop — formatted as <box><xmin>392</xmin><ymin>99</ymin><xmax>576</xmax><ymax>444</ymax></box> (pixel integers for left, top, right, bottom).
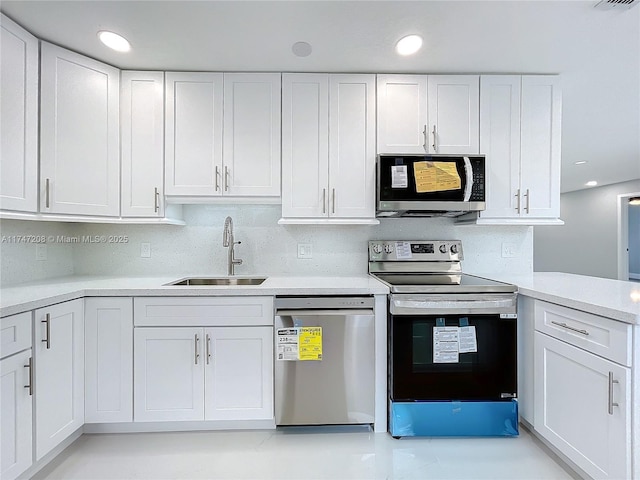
<box><xmin>372</xmin><ymin>273</ymin><xmax>517</xmax><ymax>294</ymax></box>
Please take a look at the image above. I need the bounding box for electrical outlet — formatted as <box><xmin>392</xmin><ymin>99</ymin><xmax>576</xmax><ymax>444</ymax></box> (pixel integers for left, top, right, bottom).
<box><xmin>501</xmin><ymin>242</ymin><xmax>518</xmax><ymax>258</ymax></box>
<box><xmin>36</xmin><ymin>244</ymin><xmax>47</xmax><ymax>261</ymax></box>
<box><xmin>297</xmin><ymin>243</ymin><xmax>313</xmax><ymax>259</ymax></box>
<box><xmin>140</xmin><ymin>243</ymin><xmax>151</xmax><ymax>258</ymax></box>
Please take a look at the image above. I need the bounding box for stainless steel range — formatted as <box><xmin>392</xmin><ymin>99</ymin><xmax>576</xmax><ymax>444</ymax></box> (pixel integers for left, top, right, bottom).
<box><xmin>369</xmin><ymin>240</ymin><xmax>519</xmax><ymax>438</ymax></box>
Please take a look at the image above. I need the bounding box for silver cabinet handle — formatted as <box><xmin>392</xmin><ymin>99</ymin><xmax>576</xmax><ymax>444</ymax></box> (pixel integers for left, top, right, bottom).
<box><xmin>45</xmin><ymin>178</ymin><xmax>50</xmax><ymax>208</ymax></box>
<box><xmin>422</xmin><ymin>125</ymin><xmax>427</xmax><ymax>152</ymax></box>
<box><xmin>332</xmin><ymin>188</ymin><xmax>336</xmax><ymax>214</ymax></box>
<box><xmin>154</xmin><ymin>187</ymin><xmax>160</xmax><ymax>213</ymax></box>
<box><xmin>24</xmin><ymin>357</ymin><xmax>33</xmax><ymax>395</ymax></box>
<box><xmin>550</xmin><ymin>320</ymin><xmax>589</xmax><ymax>336</ymax></box>
<box><xmin>322</xmin><ymin>188</ymin><xmax>326</xmax><ymax>214</ymax></box>
<box><xmin>515</xmin><ymin>189</ymin><xmax>521</xmax><ymax>214</ymax></box>
<box><xmin>42</xmin><ymin>313</ymin><xmax>51</xmax><ymax>349</ymax></box>
<box><xmin>215</xmin><ymin>166</ymin><xmax>220</xmax><ymax>192</ymax></box>
<box><xmin>432</xmin><ymin>125</ymin><xmax>437</xmax><ymax>152</ymax></box>
<box><xmin>206</xmin><ymin>334</ymin><xmax>211</xmax><ymax>365</ymax></box>
<box><xmin>194</xmin><ymin>334</ymin><xmax>200</xmax><ymax>365</ymax></box>
<box><xmin>608</xmin><ymin>372</ymin><xmax>619</xmax><ymax>415</ymax></box>
<box><xmin>524</xmin><ymin>188</ymin><xmax>530</xmax><ymax>214</ymax></box>
<box><xmin>224</xmin><ymin>167</ymin><xmax>229</xmax><ymax>192</ymax></box>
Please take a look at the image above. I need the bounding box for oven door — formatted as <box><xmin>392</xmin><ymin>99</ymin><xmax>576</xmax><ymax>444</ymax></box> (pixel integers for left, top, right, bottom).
<box><xmin>389</xmin><ymin>295</ymin><xmax>517</xmax><ymax>402</ymax></box>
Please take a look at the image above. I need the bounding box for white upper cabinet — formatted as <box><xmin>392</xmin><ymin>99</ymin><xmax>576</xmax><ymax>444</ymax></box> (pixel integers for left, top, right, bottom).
<box><xmin>223</xmin><ymin>73</ymin><xmax>281</xmax><ymax>197</ymax></box>
<box><xmin>281</xmin><ymin>73</ymin><xmax>377</xmax><ymax>222</ymax></box>
<box><xmin>121</xmin><ymin>71</ymin><xmax>165</xmax><ymax>217</ymax></box>
<box><xmin>40</xmin><ymin>42</ymin><xmax>120</xmax><ymax>216</ymax></box>
<box><xmin>0</xmin><ymin>14</ymin><xmax>38</xmax><ymax>213</ymax></box>
<box><xmin>165</xmin><ymin>72</ymin><xmax>281</xmax><ymax>198</ymax></box>
<box><xmin>478</xmin><ymin>75</ymin><xmax>562</xmax><ymax>223</ymax></box>
<box><xmin>165</xmin><ymin>72</ymin><xmax>223</xmax><ymax>196</ymax></box>
<box><xmin>377</xmin><ymin>74</ymin><xmax>479</xmax><ymax>155</ymax></box>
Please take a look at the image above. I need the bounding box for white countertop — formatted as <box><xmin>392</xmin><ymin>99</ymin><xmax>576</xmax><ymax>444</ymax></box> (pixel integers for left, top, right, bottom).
<box><xmin>474</xmin><ymin>272</ymin><xmax>640</xmax><ymax>325</ymax></box>
<box><xmin>0</xmin><ymin>274</ymin><xmax>390</xmax><ymax>317</ymax></box>
<box><xmin>2</xmin><ymin>272</ymin><xmax>639</xmax><ymax>325</ymax></box>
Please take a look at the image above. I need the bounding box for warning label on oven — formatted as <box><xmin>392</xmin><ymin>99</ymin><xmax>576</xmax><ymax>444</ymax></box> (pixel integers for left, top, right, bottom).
<box><xmin>413</xmin><ymin>161</ymin><xmax>461</xmax><ymax>193</ymax></box>
<box><xmin>276</xmin><ymin>327</ymin><xmax>323</xmax><ymax>361</ymax></box>
<box><xmin>433</xmin><ymin>326</ymin><xmax>477</xmax><ymax>363</ymax></box>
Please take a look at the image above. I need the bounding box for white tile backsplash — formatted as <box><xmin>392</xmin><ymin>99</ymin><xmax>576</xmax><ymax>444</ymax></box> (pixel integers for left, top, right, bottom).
<box><xmin>0</xmin><ymin>206</ymin><xmax>533</xmax><ymax>285</ymax></box>
<box><xmin>68</xmin><ymin>205</ymin><xmax>533</xmax><ymax>278</ymax></box>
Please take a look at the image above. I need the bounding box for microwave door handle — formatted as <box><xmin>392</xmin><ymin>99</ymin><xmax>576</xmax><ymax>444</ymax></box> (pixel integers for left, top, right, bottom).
<box><xmin>463</xmin><ymin>157</ymin><xmax>473</xmax><ymax>202</ymax></box>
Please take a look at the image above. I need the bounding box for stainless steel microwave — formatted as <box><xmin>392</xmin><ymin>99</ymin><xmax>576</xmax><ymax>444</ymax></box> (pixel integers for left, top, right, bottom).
<box><xmin>376</xmin><ymin>154</ymin><xmax>486</xmax><ymax>217</ymax></box>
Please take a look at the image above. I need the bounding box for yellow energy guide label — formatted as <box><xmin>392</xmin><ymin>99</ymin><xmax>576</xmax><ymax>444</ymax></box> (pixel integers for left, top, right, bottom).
<box><xmin>276</xmin><ymin>326</ymin><xmax>323</xmax><ymax>361</ymax></box>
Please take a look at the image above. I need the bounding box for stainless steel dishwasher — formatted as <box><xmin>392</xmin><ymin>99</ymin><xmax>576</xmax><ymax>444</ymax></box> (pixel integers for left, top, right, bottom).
<box><xmin>274</xmin><ymin>296</ymin><xmax>375</xmax><ymax>426</ymax></box>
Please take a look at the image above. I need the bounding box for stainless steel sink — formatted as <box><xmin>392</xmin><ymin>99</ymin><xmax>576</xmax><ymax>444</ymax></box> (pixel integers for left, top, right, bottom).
<box><xmin>167</xmin><ymin>276</ymin><xmax>266</xmax><ymax>286</ymax></box>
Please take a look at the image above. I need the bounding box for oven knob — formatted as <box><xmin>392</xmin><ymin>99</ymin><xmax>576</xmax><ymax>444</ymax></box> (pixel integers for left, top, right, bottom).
<box><xmin>439</xmin><ymin>244</ymin><xmax>447</xmax><ymax>254</ymax></box>
<box><xmin>384</xmin><ymin>244</ymin><xmax>394</xmax><ymax>254</ymax></box>
<box><xmin>450</xmin><ymin>244</ymin><xmax>459</xmax><ymax>254</ymax></box>
<box><xmin>371</xmin><ymin>244</ymin><xmax>382</xmax><ymax>254</ymax></box>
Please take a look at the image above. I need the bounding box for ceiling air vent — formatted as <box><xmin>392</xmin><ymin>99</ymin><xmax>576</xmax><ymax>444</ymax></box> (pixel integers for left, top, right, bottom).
<box><xmin>594</xmin><ymin>0</ymin><xmax>639</xmax><ymax>10</ymax></box>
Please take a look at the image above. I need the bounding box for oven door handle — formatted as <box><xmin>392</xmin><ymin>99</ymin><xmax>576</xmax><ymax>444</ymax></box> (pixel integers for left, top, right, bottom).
<box><xmin>391</xmin><ymin>298</ymin><xmax>516</xmax><ymax>315</ymax></box>
<box><xmin>462</xmin><ymin>156</ymin><xmax>474</xmax><ymax>202</ymax></box>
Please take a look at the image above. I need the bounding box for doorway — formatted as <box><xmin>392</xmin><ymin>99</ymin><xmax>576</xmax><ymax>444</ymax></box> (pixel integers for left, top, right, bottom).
<box><xmin>617</xmin><ymin>192</ymin><xmax>640</xmax><ymax>282</ymax></box>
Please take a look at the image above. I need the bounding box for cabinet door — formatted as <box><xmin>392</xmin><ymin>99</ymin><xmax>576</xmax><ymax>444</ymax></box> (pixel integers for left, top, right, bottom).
<box><xmin>328</xmin><ymin>75</ymin><xmax>376</xmax><ymax>218</ymax></box>
<box><xmin>204</xmin><ymin>326</ymin><xmax>273</xmax><ymax>421</ymax></box>
<box><xmin>223</xmin><ymin>73</ymin><xmax>281</xmax><ymax>197</ymax></box>
<box><xmin>84</xmin><ymin>298</ymin><xmax>133</xmax><ymax>423</ymax></box>
<box><xmin>479</xmin><ymin>75</ymin><xmax>522</xmax><ymax>218</ymax></box>
<box><xmin>376</xmin><ymin>74</ymin><xmax>427</xmax><ymax>154</ymax></box>
<box><xmin>0</xmin><ymin>14</ymin><xmax>38</xmax><ymax>213</ymax></box>
<box><xmin>165</xmin><ymin>72</ymin><xmax>223</xmax><ymax>196</ymax></box>
<box><xmin>1</xmin><ymin>350</ymin><xmax>33</xmax><ymax>480</ymax></box>
<box><xmin>427</xmin><ymin>75</ymin><xmax>479</xmax><ymax>154</ymax></box>
<box><xmin>534</xmin><ymin>332</ymin><xmax>630</xmax><ymax>480</ymax></box>
<box><xmin>134</xmin><ymin>327</ymin><xmax>204</xmax><ymax>421</ymax></box>
<box><xmin>520</xmin><ymin>75</ymin><xmax>561</xmax><ymax>219</ymax></box>
<box><xmin>34</xmin><ymin>299</ymin><xmax>84</xmax><ymax>461</ymax></box>
<box><xmin>40</xmin><ymin>42</ymin><xmax>119</xmax><ymax>216</ymax></box>
<box><xmin>121</xmin><ymin>71</ymin><xmax>164</xmax><ymax>217</ymax></box>
<box><xmin>281</xmin><ymin>73</ymin><xmax>329</xmax><ymax>218</ymax></box>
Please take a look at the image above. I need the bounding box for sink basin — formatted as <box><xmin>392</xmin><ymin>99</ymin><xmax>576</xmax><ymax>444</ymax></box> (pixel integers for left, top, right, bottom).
<box><xmin>167</xmin><ymin>277</ymin><xmax>267</xmax><ymax>286</ymax></box>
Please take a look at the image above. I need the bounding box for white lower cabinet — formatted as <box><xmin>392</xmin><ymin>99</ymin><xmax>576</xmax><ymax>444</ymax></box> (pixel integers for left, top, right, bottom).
<box><xmin>134</xmin><ymin>326</ymin><xmax>273</xmax><ymax>422</ymax></box>
<box><xmin>1</xmin><ymin>312</ymin><xmax>33</xmax><ymax>480</ymax></box>
<box><xmin>84</xmin><ymin>298</ymin><xmax>133</xmax><ymax>423</ymax></box>
<box><xmin>34</xmin><ymin>299</ymin><xmax>84</xmax><ymax>461</ymax></box>
<box><xmin>533</xmin><ymin>300</ymin><xmax>631</xmax><ymax>480</ymax></box>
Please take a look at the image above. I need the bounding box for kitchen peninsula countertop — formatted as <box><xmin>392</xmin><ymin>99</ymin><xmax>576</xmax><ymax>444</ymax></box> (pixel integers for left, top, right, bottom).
<box><xmin>0</xmin><ymin>274</ymin><xmax>390</xmax><ymax>317</ymax></box>
<box><xmin>473</xmin><ymin>271</ymin><xmax>640</xmax><ymax>325</ymax></box>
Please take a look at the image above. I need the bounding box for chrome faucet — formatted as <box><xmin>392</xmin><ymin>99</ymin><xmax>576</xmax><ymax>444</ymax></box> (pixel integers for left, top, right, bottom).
<box><xmin>222</xmin><ymin>216</ymin><xmax>242</xmax><ymax>275</ymax></box>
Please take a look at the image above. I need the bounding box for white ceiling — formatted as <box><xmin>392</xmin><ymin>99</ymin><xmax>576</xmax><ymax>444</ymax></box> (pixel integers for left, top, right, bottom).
<box><xmin>2</xmin><ymin>0</ymin><xmax>639</xmax><ymax>193</ymax></box>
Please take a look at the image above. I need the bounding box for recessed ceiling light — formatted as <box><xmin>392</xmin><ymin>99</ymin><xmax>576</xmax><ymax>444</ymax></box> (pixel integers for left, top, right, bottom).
<box><xmin>396</xmin><ymin>34</ymin><xmax>423</xmax><ymax>56</ymax></box>
<box><xmin>574</xmin><ymin>161</ymin><xmax>588</xmax><ymax>165</ymax></box>
<box><xmin>585</xmin><ymin>181</ymin><xmax>598</xmax><ymax>187</ymax></box>
<box><xmin>292</xmin><ymin>41</ymin><xmax>312</xmax><ymax>57</ymax></box>
<box><xmin>98</xmin><ymin>31</ymin><xmax>131</xmax><ymax>52</ymax></box>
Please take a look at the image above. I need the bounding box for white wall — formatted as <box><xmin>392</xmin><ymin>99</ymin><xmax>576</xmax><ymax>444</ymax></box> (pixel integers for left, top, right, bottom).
<box><xmin>0</xmin><ymin>219</ymin><xmax>75</xmax><ymax>286</ymax></box>
<box><xmin>534</xmin><ymin>179</ymin><xmax>640</xmax><ymax>279</ymax></box>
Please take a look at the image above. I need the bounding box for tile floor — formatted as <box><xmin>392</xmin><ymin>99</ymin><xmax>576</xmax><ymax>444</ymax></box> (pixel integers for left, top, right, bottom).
<box><xmin>34</xmin><ymin>426</ymin><xmax>576</xmax><ymax>480</ymax></box>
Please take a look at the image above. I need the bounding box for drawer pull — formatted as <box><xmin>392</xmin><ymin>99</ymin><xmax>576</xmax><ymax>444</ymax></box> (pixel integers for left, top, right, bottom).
<box><xmin>608</xmin><ymin>372</ymin><xmax>619</xmax><ymax>415</ymax></box>
<box><xmin>550</xmin><ymin>320</ymin><xmax>589</xmax><ymax>336</ymax></box>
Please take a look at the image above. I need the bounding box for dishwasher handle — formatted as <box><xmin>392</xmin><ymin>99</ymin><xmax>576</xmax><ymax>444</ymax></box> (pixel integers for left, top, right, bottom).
<box><xmin>276</xmin><ymin>309</ymin><xmax>374</xmax><ymax>317</ymax></box>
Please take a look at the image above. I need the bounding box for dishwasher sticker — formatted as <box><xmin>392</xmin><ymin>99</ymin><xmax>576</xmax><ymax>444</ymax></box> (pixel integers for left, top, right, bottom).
<box><xmin>433</xmin><ymin>326</ymin><xmax>459</xmax><ymax>363</ymax></box>
<box><xmin>276</xmin><ymin>327</ymin><xmax>323</xmax><ymax>361</ymax></box>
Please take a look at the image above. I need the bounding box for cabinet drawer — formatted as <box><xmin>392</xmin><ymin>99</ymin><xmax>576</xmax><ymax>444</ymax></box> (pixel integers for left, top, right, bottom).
<box><xmin>134</xmin><ymin>297</ymin><xmax>274</xmax><ymax>327</ymax></box>
<box><xmin>1</xmin><ymin>312</ymin><xmax>32</xmax><ymax>359</ymax></box>
<box><xmin>534</xmin><ymin>300</ymin><xmax>631</xmax><ymax>367</ymax></box>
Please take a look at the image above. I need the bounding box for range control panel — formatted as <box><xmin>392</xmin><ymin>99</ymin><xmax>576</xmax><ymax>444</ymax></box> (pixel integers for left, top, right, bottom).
<box><xmin>368</xmin><ymin>240</ymin><xmax>463</xmax><ymax>262</ymax></box>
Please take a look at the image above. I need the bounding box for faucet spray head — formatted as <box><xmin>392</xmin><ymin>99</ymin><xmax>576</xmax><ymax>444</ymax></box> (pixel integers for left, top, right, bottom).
<box><xmin>223</xmin><ymin>216</ymin><xmax>233</xmax><ymax>247</ymax></box>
